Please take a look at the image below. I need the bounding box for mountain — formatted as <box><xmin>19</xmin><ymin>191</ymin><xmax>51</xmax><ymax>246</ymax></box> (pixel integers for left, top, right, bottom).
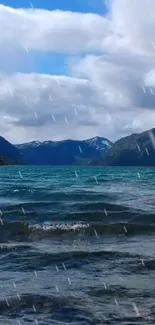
<box><xmin>15</xmin><ymin>137</ymin><xmax>112</xmax><ymax>165</ymax></box>
<box><xmin>0</xmin><ymin>157</ymin><xmax>9</xmax><ymax>165</ymax></box>
<box><xmin>85</xmin><ymin>136</ymin><xmax>112</xmax><ymax>151</ymax></box>
<box><xmin>4</xmin><ymin>128</ymin><xmax>155</xmax><ymax>166</ymax></box>
<box><xmin>0</xmin><ymin>157</ymin><xmax>21</xmax><ymax>165</ymax></box>
<box><xmin>92</xmin><ymin>128</ymin><xmax>155</xmax><ymax>166</ymax></box>
<box><xmin>0</xmin><ymin>136</ymin><xmax>24</xmax><ymax>165</ymax></box>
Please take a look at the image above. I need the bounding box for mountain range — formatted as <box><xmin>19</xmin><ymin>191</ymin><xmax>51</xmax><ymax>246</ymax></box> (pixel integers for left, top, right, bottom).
<box><xmin>92</xmin><ymin>128</ymin><xmax>155</xmax><ymax>166</ymax></box>
<box><xmin>1</xmin><ymin>127</ymin><xmax>155</xmax><ymax>166</ymax></box>
<box><xmin>0</xmin><ymin>136</ymin><xmax>112</xmax><ymax>165</ymax></box>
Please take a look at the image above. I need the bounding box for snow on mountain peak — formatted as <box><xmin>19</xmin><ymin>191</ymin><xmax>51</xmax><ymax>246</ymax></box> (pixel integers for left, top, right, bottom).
<box><xmin>85</xmin><ymin>136</ymin><xmax>112</xmax><ymax>151</ymax></box>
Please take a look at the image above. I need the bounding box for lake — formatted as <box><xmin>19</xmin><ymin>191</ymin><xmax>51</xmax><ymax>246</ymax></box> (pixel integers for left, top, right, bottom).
<box><xmin>0</xmin><ymin>165</ymin><xmax>155</xmax><ymax>324</ymax></box>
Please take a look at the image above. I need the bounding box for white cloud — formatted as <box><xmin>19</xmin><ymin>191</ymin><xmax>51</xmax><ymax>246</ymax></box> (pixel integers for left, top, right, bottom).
<box><xmin>0</xmin><ymin>4</ymin><xmax>110</xmax><ymax>53</ymax></box>
<box><xmin>1</xmin><ymin>1</ymin><xmax>155</xmax><ymax>143</ymax></box>
<box><xmin>1</xmin><ymin>0</ymin><xmax>155</xmax><ymax>54</ymax></box>
<box><xmin>0</xmin><ymin>73</ymin><xmax>102</xmax><ymax>143</ymax></box>
<box><xmin>1</xmin><ymin>69</ymin><xmax>155</xmax><ymax>144</ymax></box>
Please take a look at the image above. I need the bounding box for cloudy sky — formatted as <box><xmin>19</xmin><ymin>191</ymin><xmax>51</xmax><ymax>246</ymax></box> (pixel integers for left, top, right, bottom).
<box><xmin>1</xmin><ymin>0</ymin><xmax>155</xmax><ymax>144</ymax></box>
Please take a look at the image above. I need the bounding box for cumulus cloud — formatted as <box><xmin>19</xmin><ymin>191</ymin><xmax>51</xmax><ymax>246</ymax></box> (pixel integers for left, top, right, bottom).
<box><xmin>0</xmin><ymin>73</ymin><xmax>103</xmax><ymax>143</ymax></box>
<box><xmin>0</xmin><ymin>4</ymin><xmax>111</xmax><ymax>53</ymax></box>
<box><xmin>0</xmin><ymin>0</ymin><xmax>155</xmax><ymax>54</ymax></box>
<box><xmin>1</xmin><ymin>70</ymin><xmax>155</xmax><ymax>144</ymax></box>
<box><xmin>1</xmin><ymin>0</ymin><xmax>155</xmax><ymax>143</ymax></box>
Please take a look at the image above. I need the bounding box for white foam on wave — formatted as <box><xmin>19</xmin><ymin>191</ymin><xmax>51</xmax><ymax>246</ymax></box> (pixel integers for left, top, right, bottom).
<box><xmin>29</xmin><ymin>222</ymin><xmax>90</xmax><ymax>232</ymax></box>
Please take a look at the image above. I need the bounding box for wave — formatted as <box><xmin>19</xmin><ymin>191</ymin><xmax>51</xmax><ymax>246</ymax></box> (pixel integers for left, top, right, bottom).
<box><xmin>0</xmin><ymin>243</ymin><xmax>32</xmax><ymax>252</ymax></box>
<box><xmin>0</xmin><ymin>190</ymin><xmax>114</xmax><ymax>204</ymax></box>
<box><xmin>0</xmin><ymin>294</ymin><xmax>92</xmax><ymax>323</ymax></box>
<box><xmin>0</xmin><ymin>246</ymin><xmax>142</xmax><ymax>272</ymax></box>
<box><xmin>87</xmin><ymin>284</ymin><xmax>155</xmax><ymax>299</ymax></box>
<box><xmin>1</xmin><ymin>213</ymin><xmax>155</xmax><ymax>239</ymax></box>
<box><xmin>28</xmin><ymin>221</ymin><xmax>155</xmax><ymax>236</ymax></box>
<box><xmin>0</xmin><ymin>200</ymin><xmax>143</xmax><ymax>223</ymax></box>
<box><xmin>0</xmin><ymin>291</ymin><xmax>153</xmax><ymax>324</ymax></box>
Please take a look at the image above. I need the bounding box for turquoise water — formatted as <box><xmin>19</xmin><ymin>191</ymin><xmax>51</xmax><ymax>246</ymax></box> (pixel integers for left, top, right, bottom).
<box><xmin>0</xmin><ymin>166</ymin><xmax>155</xmax><ymax>324</ymax></box>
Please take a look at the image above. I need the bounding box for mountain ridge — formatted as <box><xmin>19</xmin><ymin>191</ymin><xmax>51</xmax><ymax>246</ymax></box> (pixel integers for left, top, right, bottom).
<box><xmin>15</xmin><ymin>136</ymin><xmax>112</xmax><ymax>165</ymax></box>
<box><xmin>0</xmin><ymin>136</ymin><xmax>112</xmax><ymax>165</ymax></box>
<box><xmin>2</xmin><ymin>128</ymin><xmax>155</xmax><ymax>166</ymax></box>
<box><xmin>92</xmin><ymin>127</ymin><xmax>155</xmax><ymax>166</ymax></box>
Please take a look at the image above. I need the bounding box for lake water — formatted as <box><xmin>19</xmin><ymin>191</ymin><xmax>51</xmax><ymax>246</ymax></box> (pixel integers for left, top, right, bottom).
<box><xmin>0</xmin><ymin>166</ymin><xmax>155</xmax><ymax>324</ymax></box>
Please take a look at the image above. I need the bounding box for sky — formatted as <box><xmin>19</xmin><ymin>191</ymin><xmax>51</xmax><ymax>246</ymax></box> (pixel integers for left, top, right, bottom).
<box><xmin>1</xmin><ymin>0</ymin><xmax>155</xmax><ymax>144</ymax></box>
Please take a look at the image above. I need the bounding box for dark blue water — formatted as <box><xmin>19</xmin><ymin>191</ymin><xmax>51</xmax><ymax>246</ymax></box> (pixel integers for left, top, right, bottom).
<box><xmin>0</xmin><ymin>166</ymin><xmax>155</xmax><ymax>324</ymax></box>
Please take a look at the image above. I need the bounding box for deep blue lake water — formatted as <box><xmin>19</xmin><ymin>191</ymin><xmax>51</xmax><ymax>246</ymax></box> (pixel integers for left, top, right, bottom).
<box><xmin>0</xmin><ymin>166</ymin><xmax>155</xmax><ymax>324</ymax></box>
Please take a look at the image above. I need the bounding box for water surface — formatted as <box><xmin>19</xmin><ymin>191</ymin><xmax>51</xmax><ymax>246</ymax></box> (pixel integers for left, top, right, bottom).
<box><xmin>0</xmin><ymin>166</ymin><xmax>155</xmax><ymax>324</ymax></box>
